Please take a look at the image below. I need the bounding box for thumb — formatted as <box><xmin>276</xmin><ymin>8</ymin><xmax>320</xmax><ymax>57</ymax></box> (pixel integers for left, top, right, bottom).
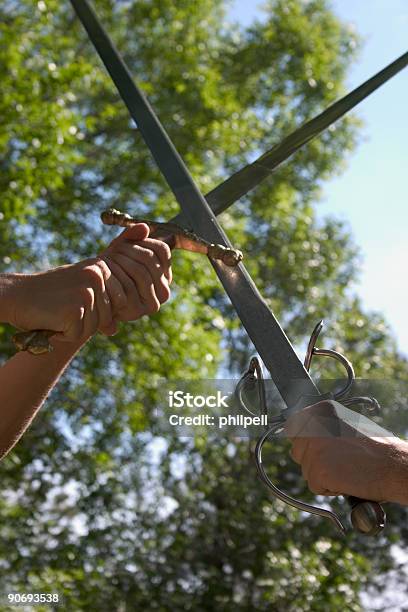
<box><xmin>120</xmin><ymin>223</ymin><xmax>150</xmax><ymax>242</ymax></box>
<box><xmin>109</xmin><ymin>223</ymin><xmax>150</xmax><ymax>248</ymax></box>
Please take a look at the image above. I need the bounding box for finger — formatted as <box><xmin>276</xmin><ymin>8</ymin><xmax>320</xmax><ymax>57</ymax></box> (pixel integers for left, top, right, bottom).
<box><xmin>101</xmin><ymin>255</ymin><xmax>147</xmax><ymax>321</ymax></box>
<box><xmin>55</xmin><ymin>301</ymin><xmax>88</xmax><ymax>344</ymax></box>
<box><xmin>300</xmin><ymin>444</ymin><xmax>314</xmax><ymax>482</ymax></box>
<box><xmin>134</xmin><ymin>237</ymin><xmax>173</xmax><ymax>283</ymax></box>
<box><xmin>83</xmin><ymin>260</ymin><xmax>119</xmax><ymax>332</ymax></box>
<box><xmin>306</xmin><ymin>456</ymin><xmax>337</xmax><ymax>496</ymax></box>
<box><xmin>307</xmin><ymin>477</ymin><xmax>328</xmax><ymax>496</ymax></box>
<box><xmin>81</xmin><ymin>295</ymin><xmax>100</xmax><ymax>339</ymax></box>
<box><xmin>103</xmin><ymin>269</ymin><xmax>127</xmax><ymax>316</ymax></box>
<box><xmin>114</xmin><ymin>244</ymin><xmax>170</xmax><ymax>305</ymax></box>
<box><xmin>290</xmin><ymin>438</ymin><xmax>309</xmax><ymax>465</ymax></box>
<box><xmin>94</xmin><ymin>277</ymin><xmax>114</xmax><ymax>334</ymax></box>
<box><xmin>107</xmin><ymin>223</ymin><xmax>150</xmax><ymax>249</ymax></box>
<box><xmin>107</xmin><ymin>251</ymin><xmax>161</xmax><ymax>312</ymax></box>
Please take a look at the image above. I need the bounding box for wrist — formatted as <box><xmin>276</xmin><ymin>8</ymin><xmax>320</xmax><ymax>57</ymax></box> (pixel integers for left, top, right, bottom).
<box><xmin>0</xmin><ymin>274</ymin><xmax>26</xmax><ymax>325</ymax></box>
<box><xmin>50</xmin><ymin>334</ymin><xmax>91</xmax><ymax>354</ymax></box>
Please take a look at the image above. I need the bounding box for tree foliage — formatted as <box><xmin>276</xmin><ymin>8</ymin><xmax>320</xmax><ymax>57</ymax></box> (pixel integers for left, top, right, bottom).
<box><xmin>0</xmin><ymin>0</ymin><xmax>407</xmax><ymax>609</ymax></box>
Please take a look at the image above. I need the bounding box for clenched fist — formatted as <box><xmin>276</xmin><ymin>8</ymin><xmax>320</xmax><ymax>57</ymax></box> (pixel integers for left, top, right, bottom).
<box><xmin>285</xmin><ymin>400</ymin><xmax>408</xmax><ymax>505</ymax></box>
<box><xmin>100</xmin><ymin>222</ymin><xmax>172</xmax><ymax>323</ymax></box>
<box><xmin>1</xmin><ymin>222</ymin><xmax>172</xmax><ymax>345</ymax></box>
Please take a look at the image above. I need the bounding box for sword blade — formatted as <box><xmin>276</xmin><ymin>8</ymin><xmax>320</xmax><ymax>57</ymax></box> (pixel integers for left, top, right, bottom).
<box><xmin>201</xmin><ymin>51</ymin><xmax>408</xmax><ymax>216</ymax></box>
<box><xmin>70</xmin><ymin>0</ymin><xmax>318</xmax><ymax>405</ymax></box>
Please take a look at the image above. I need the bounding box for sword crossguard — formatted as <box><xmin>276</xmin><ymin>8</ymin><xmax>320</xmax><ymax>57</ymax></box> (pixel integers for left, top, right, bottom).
<box><xmin>101</xmin><ymin>208</ymin><xmax>243</xmax><ymax>267</ymax></box>
<box><xmin>236</xmin><ymin>321</ymin><xmax>386</xmax><ymax>536</ymax></box>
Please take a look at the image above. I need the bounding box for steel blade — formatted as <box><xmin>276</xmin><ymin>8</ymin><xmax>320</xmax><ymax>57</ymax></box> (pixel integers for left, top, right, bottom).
<box><xmin>70</xmin><ymin>0</ymin><xmax>318</xmax><ymax>405</ymax></box>
<box><xmin>200</xmin><ymin>51</ymin><xmax>408</xmax><ymax>216</ymax></box>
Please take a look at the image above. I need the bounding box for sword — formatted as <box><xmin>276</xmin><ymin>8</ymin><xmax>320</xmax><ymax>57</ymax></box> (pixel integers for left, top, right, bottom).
<box><xmin>69</xmin><ymin>0</ymin><xmax>391</xmax><ymax>535</ymax></box>
<box><xmin>69</xmin><ymin>0</ymin><xmax>315</xmax><ymax>408</ymax></box>
<box><xmin>174</xmin><ymin>50</ymin><xmax>408</xmax><ymax>222</ymax></box>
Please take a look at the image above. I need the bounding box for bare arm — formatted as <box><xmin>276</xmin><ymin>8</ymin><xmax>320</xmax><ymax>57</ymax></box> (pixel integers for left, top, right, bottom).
<box><xmin>0</xmin><ymin>222</ymin><xmax>173</xmax><ymax>459</ymax></box>
<box><xmin>0</xmin><ymin>338</ymin><xmax>86</xmax><ymax>459</ymax></box>
<box><xmin>0</xmin><ymin>223</ymin><xmax>172</xmax><ymax>339</ymax></box>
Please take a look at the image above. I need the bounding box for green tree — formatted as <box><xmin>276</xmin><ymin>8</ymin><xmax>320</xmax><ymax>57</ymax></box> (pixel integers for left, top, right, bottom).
<box><xmin>0</xmin><ymin>0</ymin><xmax>406</xmax><ymax>610</ymax></box>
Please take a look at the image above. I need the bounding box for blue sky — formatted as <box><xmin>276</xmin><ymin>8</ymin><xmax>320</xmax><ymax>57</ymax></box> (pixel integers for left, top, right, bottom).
<box><xmin>230</xmin><ymin>0</ymin><xmax>408</xmax><ymax>356</ymax></box>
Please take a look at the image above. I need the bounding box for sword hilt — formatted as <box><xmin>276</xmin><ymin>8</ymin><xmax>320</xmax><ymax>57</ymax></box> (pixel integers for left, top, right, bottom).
<box><xmin>236</xmin><ymin>322</ymin><xmax>389</xmax><ymax>536</ymax></box>
<box><xmin>305</xmin><ymin>322</ymin><xmax>387</xmax><ymax>536</ymax></box>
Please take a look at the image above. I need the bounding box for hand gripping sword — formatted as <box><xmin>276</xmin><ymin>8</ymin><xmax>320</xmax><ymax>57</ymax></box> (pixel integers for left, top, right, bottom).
<box><xmin>68</xmin><ymin>0</ymin><xmax>407</xmax><ymax>535</ymax></box>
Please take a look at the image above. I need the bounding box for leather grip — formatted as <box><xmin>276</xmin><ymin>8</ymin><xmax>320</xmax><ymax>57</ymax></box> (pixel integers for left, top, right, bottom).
<box><xmin>347</xmin><ymin>496</ymin><xmax>385</xmax><ymax>536</ymax></box>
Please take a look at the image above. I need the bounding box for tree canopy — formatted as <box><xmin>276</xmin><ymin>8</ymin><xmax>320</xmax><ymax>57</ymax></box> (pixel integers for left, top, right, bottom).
<box><xmin>0</xmin><ymin>0</ymin><xmax>407</xmax><ymax>609</ymax></box>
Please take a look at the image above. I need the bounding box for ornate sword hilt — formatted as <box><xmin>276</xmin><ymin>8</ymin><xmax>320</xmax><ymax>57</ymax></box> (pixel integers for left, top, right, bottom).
<box><xmin>235</xmin><ymin>321</ymin><xmax>385</xmax><ymax>536</ymax></box>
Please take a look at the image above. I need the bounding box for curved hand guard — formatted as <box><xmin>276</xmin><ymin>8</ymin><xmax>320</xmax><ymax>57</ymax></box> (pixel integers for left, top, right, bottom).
<box><xmin>235</xmin><ymin>321</ymin><xmax>385</xmax><ymax>536</ymax></box>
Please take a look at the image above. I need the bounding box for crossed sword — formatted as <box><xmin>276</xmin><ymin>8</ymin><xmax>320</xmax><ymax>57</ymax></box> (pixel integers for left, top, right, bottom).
<box><xmin>18</xmin><ymin>0</ymin><xmax>408</xmax><ymax>535</ymax></box>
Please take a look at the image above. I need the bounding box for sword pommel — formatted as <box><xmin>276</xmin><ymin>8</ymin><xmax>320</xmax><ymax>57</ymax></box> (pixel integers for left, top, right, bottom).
<box><xmin>101</xmin><ymin>208</ymin><xmax>132</xmax><ymax>226</ymax></box>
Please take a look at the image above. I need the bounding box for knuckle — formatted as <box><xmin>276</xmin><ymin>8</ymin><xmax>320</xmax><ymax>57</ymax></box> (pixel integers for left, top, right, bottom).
<box><xmin>144</xmin><ymin>249</ymin><xmax>156</xmax><ymax>263</ymax></box>
<box><xmin>83</xmin><ymin>264</ymin><xmax>105</xmax><ymax>290</ymax></box>
<box><xmin>139</xmin><ymin>250</ymin><xmax>157</xmax><ymax>268</ymax></box>
<box><xmin>156</xmin><ymin>240</ymin><xmax>171</xmax><ymax>260</ymax></box>
<box><xmin>114</xmin><ymin>292</ymin><xmax>127</xmax><ymax>310</ymax></box>
<box><xmin>69</xmin><ymin>306</ymin><xmax>84</xmax><ymax>326</ymax></box>
<box><xmin>75</xmin><ymin>305</ymin><xmax>86</xmax><ymax>320</ymax></box>
<box><xmin>80</xmin><ymin>287</ymin><xmax>94</xmax><ymax>308</ymax></box>
<box><xmin>94</xmin><ymin>258</ymin><xmax>111</xmax><ymax>281</ymax></box>
<box><xmin>308</xmin><ymin>400</ymin><xmax>337</xmax><ymax>418</ymax></box>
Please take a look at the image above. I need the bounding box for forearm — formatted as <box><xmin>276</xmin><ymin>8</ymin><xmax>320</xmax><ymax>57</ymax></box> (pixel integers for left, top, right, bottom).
<box><xmin>0</xmin><ymin>273</ymin><xmax>20</xmax><ymax>323</ymax></box>
<box><xmin>0</xmin><ymin>338</ymin><xmax>87</xmax><ymax>459</ymax></box>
